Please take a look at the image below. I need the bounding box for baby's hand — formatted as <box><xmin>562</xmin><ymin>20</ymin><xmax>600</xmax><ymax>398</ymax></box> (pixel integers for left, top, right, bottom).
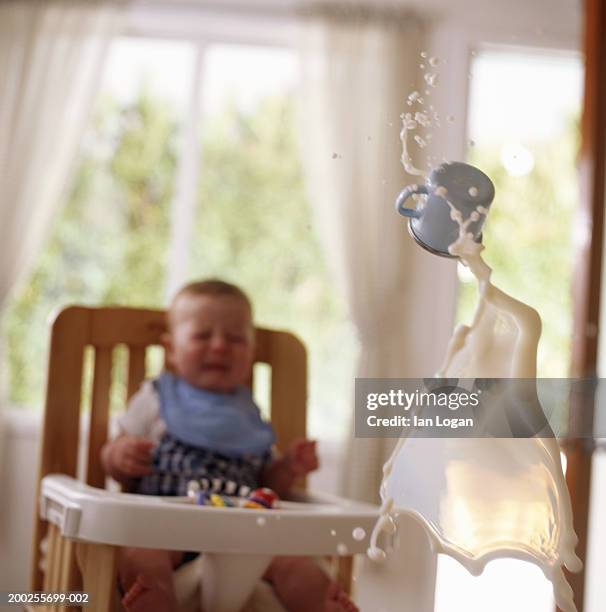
<box><xmin>103</xmin><ymin>435</ymin><xmax>154</xmax><ymax>480</ymax></box>
<box><xmin>285</xmin><ymin>439</ymin><xmax>319</xmax><ymax>477</ymax></box>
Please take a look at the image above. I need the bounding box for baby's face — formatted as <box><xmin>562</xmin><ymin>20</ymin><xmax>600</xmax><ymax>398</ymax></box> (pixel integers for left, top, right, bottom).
<box><xmin>167</xmin><ymin>294</ymin><xmax>254</xmax><ymax>392</ymax></box>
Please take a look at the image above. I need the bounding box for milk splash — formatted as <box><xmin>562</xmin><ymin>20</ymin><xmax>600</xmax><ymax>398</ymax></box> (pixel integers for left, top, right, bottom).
<box><xmin>373</xmin><ymin>54</ymin><xmax>582</xmax><ymax>612</ymax></box>
<box><xmin>400</xmin><ymin>53</ymin><xmax>441</xmax><ymax>176</ymax></box>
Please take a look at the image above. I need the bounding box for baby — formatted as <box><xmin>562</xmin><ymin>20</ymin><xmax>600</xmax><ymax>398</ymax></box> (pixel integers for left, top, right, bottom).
<box><xmin>101</xmin><ymin>279</ymin><xmax>357</xmax><ymax>612</ymax></box>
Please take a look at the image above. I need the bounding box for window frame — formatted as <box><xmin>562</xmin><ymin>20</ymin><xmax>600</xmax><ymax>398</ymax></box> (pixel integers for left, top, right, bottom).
<box><xmin>120</xmin><ymin>3</ymin><xmax>299</xmax><ymax>297</ymax></box>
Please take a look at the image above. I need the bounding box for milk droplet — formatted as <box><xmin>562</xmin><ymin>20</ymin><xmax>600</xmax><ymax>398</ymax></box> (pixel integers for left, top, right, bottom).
<box><xmin>367</xmin><ymin>546</ymin><xmax>387</xmax><ymax>562</ymax></box>
<box><xmin>353</xmin><ymin>527</ymin><xmax>366</xmax><ymax>541</ymax></box>
<box><xmin>330</xmin><ymin>529</ymin><xmax>337</xmax><ymax>536</ymax></box>
<box><xmin>429</xmin><ymin>57</ymin><xmax>439</xmax><ymax>67</ymax></box>
<box><xmin>468</xmin><ymin>186</ymin><xmax>479</xmax><ymax>197</ymax></box>
<box><xmin>424</xmin><ymin>72</ymin><xmax>438</xmax><ymax>87</ymax></box>
<box><xmin>407</xmin><ymin>90</ymin><xmax>421</xmax><ymax>105</ymax></box>
<box><xmin>414</xmin><ymin>135</ymin><xmax>427</xmax><ymax>148</ymax></box>
<box><xmin>337</xmin><ymin>543</ymin><xmax>349</xmax><ymax>555</ymax></box>
<box><xmin>420</xmin><ymin>51</ymin><xmax>428</xmax><ymax>58</ymax></box>
<box><xmin>419</xmin><ymin>63</ymin><xmax>425</xmax><ymax>69</ymax></box>
<box><xmin>256</xmin><ymin>517</ymin><xmax>266</xmax><ymax>526</ymax></box>
<box><xmin>414</xmin><ymin>112</ymin><xmax>430</xmax><ymax>127</ymax></box>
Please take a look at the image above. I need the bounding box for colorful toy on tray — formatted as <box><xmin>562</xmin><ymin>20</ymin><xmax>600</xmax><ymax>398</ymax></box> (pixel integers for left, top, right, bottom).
<box><xmin>243</xmin><ymin>488</ymin><xmax>279</xmax><ymax>509</ymax></box>
<box><xmin>187</xmin><ymin>480</ymin><xmax>279</xmax><ymax>509</ymax></box>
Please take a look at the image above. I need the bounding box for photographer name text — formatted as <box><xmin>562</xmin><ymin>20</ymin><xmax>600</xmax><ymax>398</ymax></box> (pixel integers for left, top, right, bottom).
<box><xmin>367</xmin><ymin>414</ymin><xmax>474</xmax><ymax>429</ymax></box>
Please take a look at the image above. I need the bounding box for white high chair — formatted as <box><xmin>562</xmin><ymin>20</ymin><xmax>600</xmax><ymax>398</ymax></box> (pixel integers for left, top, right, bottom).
<box><xmin>31</xmin><ymin>306</ymin><xmax>378</xmax><ymax>612</ymax></box>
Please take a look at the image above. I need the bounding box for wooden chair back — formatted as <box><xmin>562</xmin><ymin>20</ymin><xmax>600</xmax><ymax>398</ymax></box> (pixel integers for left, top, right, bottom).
<box><xmin>31</xmin><ymin>305</ymin><xmax>307</xmax><ymax>590</ymax></box>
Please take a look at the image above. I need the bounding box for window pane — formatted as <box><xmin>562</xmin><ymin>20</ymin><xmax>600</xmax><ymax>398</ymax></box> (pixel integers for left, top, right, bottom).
<box><xmin>2</xmin><ymin>37</ymin><xmax>194</xmax><ymax>408</ymax></box>
<box><xmin>435</xmin><ymin>556</ymin><xmax>554</xmax><ymax>612</ymax></box>
<box><xmin>458</xmin><ymin>50</ymin><xmax>582</xmax><ymax>378</ymax></box>
<box><xmin>191</xmin><ymin>44</ymin><xmax>356</xmax><ymax>441</ymax></box>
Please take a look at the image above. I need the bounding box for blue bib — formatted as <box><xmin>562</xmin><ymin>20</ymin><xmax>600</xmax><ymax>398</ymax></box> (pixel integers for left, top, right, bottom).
<box><xmin>154</xmin><ymin>372</ymin><xmax>275</xmax><ymax>458</ymax></box>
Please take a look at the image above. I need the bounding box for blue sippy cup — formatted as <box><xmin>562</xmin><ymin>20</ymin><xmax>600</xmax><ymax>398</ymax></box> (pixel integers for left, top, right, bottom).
<box><xmin>395</xmin><ymin>162</ymin><xmax>495</xmax><ymax>257</ymax></box>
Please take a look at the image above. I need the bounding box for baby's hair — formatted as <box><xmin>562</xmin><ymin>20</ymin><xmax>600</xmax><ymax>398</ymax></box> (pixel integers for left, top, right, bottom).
<box><xmin>168</xmin><ymin>279</ymin><xmax>252</xmax><ymax>324</ymax></box>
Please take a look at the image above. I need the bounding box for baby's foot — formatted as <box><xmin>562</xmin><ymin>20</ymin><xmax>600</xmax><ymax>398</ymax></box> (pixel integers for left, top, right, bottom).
<box><xmin>122</xmin><ymin>574</ymin><xmax>176</xmax><ymax>612</ymax></box>
<box><xmin>121</xmin><ymin>574</ymin><xmax>149</xmax><ymax>612</ymax></box>
<box><xmin>325</xmin><ymin>582</ymin><xmax>359</xmax><ymax>612</ymax></box>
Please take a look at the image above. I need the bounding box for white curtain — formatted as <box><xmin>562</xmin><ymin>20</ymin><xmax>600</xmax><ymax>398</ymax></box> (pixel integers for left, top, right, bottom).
<box><xmin>298</xmin><ymin>8</ymin><xmax>458</xmax><ymax>503</ymax></box>
<box><xmin>0</xmin><ymin>0</ymin><xmax>125</xmax><ymax>312</ymax></box>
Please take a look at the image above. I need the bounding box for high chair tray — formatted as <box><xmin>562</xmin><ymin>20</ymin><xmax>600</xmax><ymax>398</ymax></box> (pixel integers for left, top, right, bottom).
<box><xmin>40</xmin><ymin>474</ymin><xmax>379</xmax><ymax>555</ymax></box>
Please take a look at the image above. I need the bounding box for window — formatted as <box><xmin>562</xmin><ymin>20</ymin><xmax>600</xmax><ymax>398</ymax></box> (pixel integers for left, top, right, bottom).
<box><xmin>457</xmin><ymin>49</ymin><xmax>582</xmax><ymax>378</ymax></box>
<box><xmin>435</xmin><ymin>47</ymin><xmax>582</xmax><ymax>612</ymax></box>
<box><xmin>2</xmin><ymin>34</ymin><xmax>356</xmax><ymax>452</ymax></box>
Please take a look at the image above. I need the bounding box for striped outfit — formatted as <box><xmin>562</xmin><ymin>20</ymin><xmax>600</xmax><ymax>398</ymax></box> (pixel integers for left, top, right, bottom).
<box><xmin>120</xmin><ymin>372</ymin><xmax>276</xmax><ymax>498</ymax></box>
<box><xmin>137</xmin><ymin>432</ymin><xmax>270</xmax><ymax>497</ymax></box>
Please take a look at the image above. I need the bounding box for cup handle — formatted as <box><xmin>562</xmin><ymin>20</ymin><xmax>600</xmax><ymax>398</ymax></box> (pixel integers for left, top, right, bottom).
<box><xmin>394</xmin><ymin>184</ymin><xmax>428</xmax><ymax>218</ymax></box>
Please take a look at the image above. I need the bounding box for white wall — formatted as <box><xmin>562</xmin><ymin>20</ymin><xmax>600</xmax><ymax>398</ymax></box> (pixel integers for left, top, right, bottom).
<box><xmin>0</xmin><ymin>410</ymin><xmax>41</xmax><ymax>597</ymax></box>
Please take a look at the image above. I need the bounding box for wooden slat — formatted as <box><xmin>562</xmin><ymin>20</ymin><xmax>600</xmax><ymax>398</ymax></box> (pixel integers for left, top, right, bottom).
<box><xmin>90</xmin><ymin>307</ymin><xmax>166</xmax><ymax>348</ymax></box>
<box><xmin>267</xmin><ymin>331</ymin><xmax>307</xmax><ymax>452</ymax></box>
<box><xmin>336</xmin><ymin>556</ymin><xmax>354</xmax><ymax>596</ymax></box>
<box><xmin>253</xmin><ymin>327</ymin><xmax>272</xmax><ymax>364</ymax></box>
<box><xmin>32</xmin><ymin>307</ymin><xmax>89</xmax><ymax>591</ymax></box>
<box><xmin>57</xmin><ymin>536</ymin><xmax>80</xmax><ymax>592</ymax></box>
<box><xmin>52</xmin><ymin>530</ymin><xmax>65</xmax><ymax>592</ymax></box>
<box><xmin>562</xmin><ymin>0</ymin><xmax>606</xmax><ymax>610</ymax></box>
<box><xmin>127</xmin><ymin>346</ymin><xmax>146</xmax><ymax>400</ymax></box>
<box><xmin>38</xmin><ymin>532</ymin><xmax>79</xmax><ymax>610</ymax></box>
<box><xmin>86</xmin><ymin>346</ymin><xmax>112</xmax><ymax>488</ymax></box>
<box><xmin>43</xmin><ymin>524</ymin><xmax>60</xmax><ymax>591</ymax></box>
<box><xmin>76</xmin><ymin>542</ymin><xmax>119</xmax><ymax>612</ymax></box>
